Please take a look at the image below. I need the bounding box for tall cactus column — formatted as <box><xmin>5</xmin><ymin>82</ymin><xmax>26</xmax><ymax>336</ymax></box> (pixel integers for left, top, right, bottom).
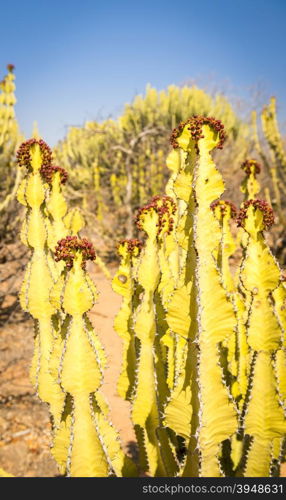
<box><xmin>0</xmin><ymin>64</ymin><xmax>17</xmax><ymax>147</ymax></box>
<box><xmin>192</xmin><ymin>118</ymin><xmax>237</xmax><ymax>477</ymax></box>
<box><xmin>237</xmin><ymin>200</ymin><xmax>286</xmax><ymax>476</ymax></box>
<box><xmin>112</xmin><ymin>239</ymin><xmax>143</xmax><ymax>402</ymax></box>
<box><xmin>52</xmin><ymin>237</ymin><xmax>107</xmax><ymax>476</ymax></box>
<box><xmin>16</xmin><ymin>139</ymin><xmax>64</xmax><ymax>422</ymax></box>
<box><xmin>240</xmin><ymin>159</ymin><xmax>262</xmax><ymax>201</ymax></box>
<box><xmin>167</xmin><ymin>117</ymin><xmax>238</xmax><ymax>477</ymax></box>
<box><xmin>163</xmin><ymin>141</ymin><xmax>198</xmax><ymax>472</ymax></box>
<box><xmin>44</xmin><ymin>165</ymin><xmax>68</xmax><ymax>252</ymax></box>
<box><xmin>51</xmin><ymin>237</ymin><xmax>136</xmax><ymax>477</ymax></box>
<box><xmin>129</xmin><ymin>197</ymin><xmax>178</xmax><ymax>477</ymax></box>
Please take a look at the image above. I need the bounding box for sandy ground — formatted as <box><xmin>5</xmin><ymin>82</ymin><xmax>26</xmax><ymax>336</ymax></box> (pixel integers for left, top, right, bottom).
<box><xmin>0</xmin><ymin>267</ymin><xmax>135</xmax><ymax>477</ymax></box>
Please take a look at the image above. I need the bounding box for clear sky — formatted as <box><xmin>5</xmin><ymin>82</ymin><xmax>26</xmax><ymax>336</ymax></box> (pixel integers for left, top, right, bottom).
<box><xmin>0</xmin><ymin>0</ymin><xmax>285</xmax><ymax>146</ymax></box>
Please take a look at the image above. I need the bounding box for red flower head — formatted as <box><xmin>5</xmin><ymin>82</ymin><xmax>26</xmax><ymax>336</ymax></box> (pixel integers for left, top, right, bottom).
<box><xmin>135</xmin><ymin>195</ymin><xmax>176</xmax><ymax>237</ymax></box>
<box><xmin>54</xmin><ymin>236</ymin><xmax>96</xmax><ymax>269</ymax></box>
<box><xmin>210</xmin><ymin>200</ymin><xmax>237</xmax><ymax>219</ymax></box>
<box><xmin>241</xmin><ymin>159</ymin><xmax>261</xmax><ymax>176</ymax></box>
<box><xmin>117</xmin><ymin>239</ymin><xmax>143</xmax><ymax>257</ymax></box>
<box><xmin>16</xmin><ymin>139</ymin><xmax>52</xmax><ymax>172</ymax></box>
<box><xmin>237</xmin><ymin>199</ymin><xmax>274</xmax><ymax>230</ymax></box>
<box><xmin>40</xmin><ymin>165</ymin><xmax>68</xmax><ymax>185</ymax></box>
<box><xmin>170</xmin><ymin>115</ymin><xmax>227</xmax><ymax>153</ymax></box>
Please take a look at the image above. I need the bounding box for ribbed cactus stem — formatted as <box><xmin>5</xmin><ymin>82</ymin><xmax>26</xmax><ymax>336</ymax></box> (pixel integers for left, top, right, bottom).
<box><xmin>237</xmin><ymin>200</ymin><xmax>286</xmax><ymax>476</ymax></box>
<box><xmin>167</xmin><ymin>118</ymin><xmax>238</xmax><ymax>477</ymax></box>
<box><xmin>0</xmin><ymin>64</ymin><xmax>17</xmax><ymax>147</ymax></box>
<box><xmin>163</xmin><ymin>144</ymin><xmax>198</xmax><ymax>469</ymax></box>
<box><xmin>45</xmin><ymin>167</ymin><xmax>68</xmax><ymax>250</ymax></box>
<box><xmin>51</xmin><ymin>238</ymin><xmax>135</xmax><ymax>477</ymax></box>
<box><xmin>211</xmin><ymin>201</ymin><xmax>241</xmax><ymax>400</ymax></box>
<box><xmin>16</xmin><ymin>139</ymin><xmax>65</xmax><ymax>423</ymax></box>
<box><xmin>112</xmin><ymin>239</ymin><xmax>142</xmax><ymax>401</ymax></box>
<box><xmin>261</xmin><ymin>97</ymin><xmax>286</xmax><ymax>174</ymax></box>
<box><xmin>193</xmin><ymin>121</ymin><xmax>237</xmax><ymax>477</ymax></box>
<box><xmin>240</xmin><ymin>159</ymin><xmax>261</xmax><ymax>201</ymax></box>
<box><xmin>130</xmin><ymin>199</ymin><xmax>178</xmax><ymax>476</ymax></box>
<box><xmin>64</xmin><ymin>207</ymin><xmax>85</xmax><ymax>235</ymax></box>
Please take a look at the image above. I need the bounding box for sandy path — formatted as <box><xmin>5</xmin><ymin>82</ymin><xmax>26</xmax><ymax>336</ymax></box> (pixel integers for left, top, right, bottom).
<box><xmin>91</xmin><ymin>271</ymin><xmax>135</xmax><ymax>448</ymax></box>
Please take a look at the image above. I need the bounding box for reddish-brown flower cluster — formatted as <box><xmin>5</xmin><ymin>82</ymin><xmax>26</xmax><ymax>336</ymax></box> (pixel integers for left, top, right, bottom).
<box><xmin>135</xmin><ymin>195</ymin><xmax>176</xmax><ymax>236</ymax></box>
<box><xmin>16</xmin><ymin>139</ymin><xmax>53</xmax><ymax>172</ymax></box>
<box><xmin>237</xmin><ymin>199</ymin><xmax>274</xmax><ymax>230</ymax></box>
<box><xmin>170</xmin><ymin>116</ymin><xmax>226</xmax><ymax>152</ymax></box>
<box><xmin>118</xmin><ymin>239</ymin><xmax>143</xmax><ymax>255</ymax></box>
<box><xmin>40</xmin><ymin>164</ymin><xmax>68</xmax><ymax>185</ymax></box>
<box><xmin>7</xmin><ymin>64</ymin><xmax>15</xmax><ymax>72</ymax></box>
<box><xmin>210</xmin><ymin>200</ymin><xmax>237</xmax><ymax>219</ymax></box>
<box><xmin>241</xmin><ymin>159</ymin><xmax>261</xmax><ymax>176</ymax></box>
<box><xmin>54</xmin><ymin>236</ymin><xmax>96</xmax><ymax>269</ymax></box>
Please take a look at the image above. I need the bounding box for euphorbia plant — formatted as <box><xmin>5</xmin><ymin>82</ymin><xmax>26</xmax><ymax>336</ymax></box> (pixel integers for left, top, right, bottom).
<box><xmin>50</xmin><ymin>236</ymin><xmax>136</xmax><ymax>477</ymax></box>
<box><xmin>14</xmin><ymin>118</ymin><xmax>286</xmax><ymax>477</ymax></box>
<box><xmin>17</xmin><ymin>139</ymin><xmax>65</xmax><ymax>423</ymax></box>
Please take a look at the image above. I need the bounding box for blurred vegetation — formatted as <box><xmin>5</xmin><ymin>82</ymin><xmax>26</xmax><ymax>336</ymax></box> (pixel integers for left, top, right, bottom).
<box><xmin>0</xmin><ymin>65</ymin><xmax>23</xmax><ymax>239</ymax></box>
<box><xmin>0</xmin><ymin>65</ymin><xmax>25</xmax><ymax>326</ymax></box>
<box><xmin>54</xmin><ymin>85</ymin><xmax>250</xmax><ymax>243</ymax></box>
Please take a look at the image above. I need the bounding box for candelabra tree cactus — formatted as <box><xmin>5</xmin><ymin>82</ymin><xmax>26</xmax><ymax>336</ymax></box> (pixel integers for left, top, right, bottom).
<box><xmin>0</xmin><ymin>64</ymin><xmax>18</xmax><ymax>148</ymax></box>
<box><xmin>13</xmin><ymin>116</ymin><xmax>286</xmax><ymax>478</ymax></box>
<box><xmin>111</xmin><ymin>238</ymin><xmax>143</xmax><ymax>401</ymax></box>
<box><xmin>230</xmin><ymin>159</ymin><xmax>264</xmax><ymax>409</ymax></box>
<box><xmin>130</xmin><ymin>196</ymin><xmax>179</xmax><ymax>476</ymax></box>
<box><xmin>240</xmin><ymin>159</ymin><xmax>262</xmax><ymax>201</ymax></box>
<box><xmin>16</xmin><ymin>137</ymin><xmax>133</xmax><ymax>477</ymax></box>
<box><xmin>252</xmin><ymin>98</ymin><xmax>286</xmax><ymax>226</ymax></box>
<box><xmin>0</xmin><ymin>64</ymin><xmax>22</xmax><ymax>221</ymax></box>
<box><xmin>112</xmin><ymin>116</ymin><xmax>286</xmax><ymax>477</ymax></box>
<box><xmin>163</xmin><ymin>117</ymin><xmax>238</xmax><ymax>477</ymax></box>
<box><xmin>50</xmin><ymin>236</ymin><xmax>136</xmax><ymax>477</ymax></box>
<box><xmin>237</xmin><ymin>200</ymin><xmax>286</xmax><ymax>476</ymax></box>
<box><xmin>261</xmin><ymin>98</ymin><xmax>285</xmax><ymax>219</ymax></box>
<box><xmin>261</xmin><ymin>97</ymin><xmax>286</xmax><ymax>184</ymax></box>
<box><xmin>16</xmin><ymin>139</ymin><xmax>65</xmax><ymax>424</ymax></box>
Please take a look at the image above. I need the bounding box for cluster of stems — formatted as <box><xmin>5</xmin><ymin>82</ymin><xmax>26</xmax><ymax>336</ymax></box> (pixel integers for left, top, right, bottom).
<box><xmin>113</xmin><ymin>116</ymin><xmax>286</xmax><ymax>477</ymax></box>
<box><xmin>15</xmin><ymin>114</ymin><xmax>286</xmax><ymax>477</ymax></box>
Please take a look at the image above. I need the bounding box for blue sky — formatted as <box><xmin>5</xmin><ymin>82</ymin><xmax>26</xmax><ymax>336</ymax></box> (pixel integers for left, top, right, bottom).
<box><xmin>0</xmin><ymin>0</ymin><xmax>285</xmax><ymax>146</ymax></box>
